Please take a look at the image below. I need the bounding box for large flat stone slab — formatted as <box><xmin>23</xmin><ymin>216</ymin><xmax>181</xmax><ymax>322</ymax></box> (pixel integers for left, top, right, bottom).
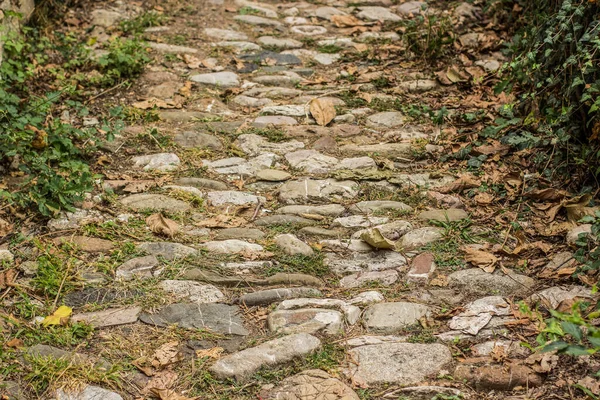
<box><xmin>363</xmin><ymin>302</ymin><xmax>430</xmax><ymax>333</ymax></box>
<box><xmin>120</xmin><ymin>194</ymin><xmax>191</xmax><ymax>212</ymax></box>
<box><xmin>345</xmin><ymin>343</ymin><xmax>452</xmax><ymax>385</ymax></box>
<box><xmin>140</xmin><ymin>303</ymin><xmax>248</xmax><ymax>335</ymax></box>
<box><xmin>71</xmin><ymin>307</ymin><xmax>141</xmax><ymax>328</ymax></box>
<box><xmin>209</xmin><ymin>333</ymin><xmax>321</xmax><ymax>381</ymax></box>
<box><xmin>448</xmin><ymin>268</ymin><xmax>535</xmax><ymax>296</ymax></box>
<box><xmin>259</xmin><ymin>369</ymin><xmax>359</xmax><ymax>399</ymax></box>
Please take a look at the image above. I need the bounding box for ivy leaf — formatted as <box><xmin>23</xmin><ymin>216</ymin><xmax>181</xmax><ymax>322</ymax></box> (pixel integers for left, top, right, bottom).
<box><xmin>562</xmin><ymin>321</ymin><xmax>583</xmax><ymax>342</ymax></box>
<box><xmin>564</xmin><ymin>345</ymin><xmax>592</xmax><ymax>356</ymax></box>
<box><xmin>542</xmin><ymin>341</ymin><xmax>569</xmax><ymax>353</ymax></box>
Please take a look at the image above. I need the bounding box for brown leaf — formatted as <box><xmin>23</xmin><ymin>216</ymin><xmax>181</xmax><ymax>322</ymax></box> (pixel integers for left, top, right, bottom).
<box><xmin>361</xmin><ymin>228</ymin><xmax>395</xmax><ymax>249</ymax></box>
<box><xmin>196</xmin><ymin>347</ymin><xmax>223</xmax><ymax>359</ymax></box>
<box><xmin>438</xmin><ymin>175</ymin><xmax>480</xmax><ymax>193</ymax></box>
<box><xmin>6</xmin><ymin>338</ymin><xmax>24</xmax><ymax>348</ymax></box>
<box><xmin>0</xmin><ymin>218</ymin><xmax>14</xmax><ymax>238</ymax></box>
<box><xmin>182</xmin><ymin>54</ymin><xmax>203</xmax><ymax>69</ymax></box>
<box><xmin>27</xmin><ymin>124</ymin><xmax>48</xmax><ymax>149</ymax></box>
<box><xmin>474</xmin><ymin>192</ymin><xmax>494</xmax><ymax>205</ymax></box>
<box><xmin>0</xmin><ymin>269</ymin><xmax>16</xmax><ymax>289</ymax></box>
<box><xmin>330</xmin><ymin>14</ymin><xmax>365</xmax><ymax>27</ymax></box>
<box><xmin>151</xmin><ymin>388</ymin><xmax>199</xmax><ymax>400</ymax></box>
<box><xmin>525</xmin><ymin>188</ymin><xmax>568</xmax><ymax>202</ymax></box>
<box><xmin>132</xmin><ymin>98</ymin><xmax>178</xmax><ymax>110</ymax></box>
<box><xmin>462</xmin><ymin>247</ymin><xmax>498</xmax><ymax>273</ymax></box>
<box><xmin>146</xmin><ymin>214</ymin><xmax>179</xmax><ymax>237</ymax></box>
<box><xmin>309</xmin><ymin>98</ymin><xmax>336</xmax><ymax>126</ymax></box>
<box><xmin>123</xmin><ymin>180</ymin><xmax>158</xmax><ymax>193</ymax></box>
<box><xmin>151</xmin><ymin>342</ymin><xmax>183</xmax><ymax>369</ymax></box>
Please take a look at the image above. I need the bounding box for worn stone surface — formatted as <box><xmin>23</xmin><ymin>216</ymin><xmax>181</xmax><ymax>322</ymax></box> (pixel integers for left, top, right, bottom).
<box><xmin>116</xmin><ymin>255</ymin><xmax>161</xmax><ymax>280</ymax></box>
<box><xmin>140</xmin><ymin>303</ymin><xmax>248</xmax><ymax>335</ymax></box>
<box><xmin>190</xmin><ymin>71</ymin><xmax>240</xmax><ymax>87</ymax></box>
<box><xmin>325</xmin><ymin>251</ymin><xmax>406</xmax><ymax>275</ymax></box>
<box><xmin>259</xmin><ymin>369</ymin><xmax>359</xmax><ymax>400</ymax></box>
<box><xmin>340</xmin><ymin>270</ymin><xmax>399</xmax><ymax>288</ymax></box>
<box><xmin>454</xmin><ymin>364</ymin><xmax>543</xmax><ymax>390</ymax></box>
<box><xmin>210</xmin><ymin>333</ymin><xmax>321</xmax><ymax>380</ymax></box>
<box><xmin>239</xmin><ymin>287</ymin><xmax>322</xmax><ymax>306</ymax></box>
<box><xmin>159</xmin><ymin>280</ymin><xmax>224</xmax><ymax>303</ymax></box>
<box><xmin>363</xmin><ymin>302</ymin><xmax>430</xmax><ymax>333</ymax></box>
<box><xmin>418</xmin><ymin>208</ymin><xmax>469</xmax><ymax>222</ymax></box>
<box><xmin>400</xmin><ymin>227</ymin><xmax>444</xmax><ymax>250</ymax></box>
<box><xmin>279</xmin><ymin>179</ymin><xmax>359</xmax><ymax>204</ymax></box>
<box><xmin>137</xmin><ymin>242</ymin><xmax>197</xmax><ymax>260</ymax></box>
<box><xmin>56</xmin><ymin>386</ymin><xmax>123</xmax><ymax>400</ymax></box>
<box><xmin>214</xmin><ymin>228</ymin><xmax>265</xmax><ymax>241</ymax></box>
<box><xmin>275</xmin><ymin>234</ymin><xmax>314</xmax><ymax>256</ymax></box>
<box><xmin>448</xmin><ymin>268</ymin><xmax>536</xmax><ymax>296</ymax></box>
<box><xmin>407</xmin><ymin>253</ymin><xmax>436</xmax><ymax>284</ymax></box>
<box><xmin>207</xmin><ymin>191</ymin><xmax>266</xmax><ymax>206</ymax></box>
<box><xmin>268</xmin><ymin>308</ymin><xmax>344</xmax><ymax>335</ymax></box>
<box><xmin>200</xmin><ymin>239</ymin><xmax>264</xmax><ymax>254</ymax></box>
<box><xmin>120</xmin><ymin>194</ymin><xmax>191</xmax><ymax>212</ymax></box>
<box><xmin>345</xmin><ymin>343</ymin><xmax>452</xmax><ymax>385</ymax></box>
<box><xmin>53</xmin><ymin>236</ymin><xmax>114</xmax><ymax>253</ymax></box>
<box><xmin>71</xmin><ymin>307</ymin><xmax>141</xmax><ymax>328</ymax></box>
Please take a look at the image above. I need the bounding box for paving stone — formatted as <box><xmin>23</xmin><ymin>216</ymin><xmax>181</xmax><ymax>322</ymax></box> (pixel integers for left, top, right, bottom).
<box><xmin>158</xmin><ymin>110</ymin><xmax>213</xmax><ymax>122</ymax></box>
<box><xmin>407</xmin><ymin>252</ymin><xmax>436</xmax><ymax>284</ymax></box>
<box><xmin>236</xmin><ymin>134</ymin><xmax>305</xmax><ymax>157</ymax></box>
<box><xmin>448</xmin><ymin>268</ymin><xmax>536</xmax><ymax>296</ymax></box>
<box><xmin>418</xmin><ymin>208</ymin><xmax>469</xmax><ymax>222</ymax></box>
<box><xmin>320</xmin><ymin>239</ymin><xmax>373</xmax><ymax>253</ymax></box>
<box><xmin>239</xmin><ymin>287</ymin><xmax>322</xmax><ymax>306</ymax></box>
<box><xmin>337</xmin><ymin>156</ymin><xmax>377</xmax><ymax>170</ymax></box>
<box><xmin>234</xmin><ymin>0</ymin><xmax>278</xmax><ymax>17</ymax></box>
<box><xmin>132</xmin><ymin>153</ymin><xmax>180</xmax><ymax>172</ymax></box>
<box><xmin>363</xmin><ymin>302</ymin><xmax>430</xmax><ymax>333</ymax></box>
<box><xmin>398</xmin><ymin>79</ymin><xmax>438</xmax><ymax>93</ymax></box>
<box><xmin>314</xmin><ymin>6</ymin><xmax>349</xmax><ymax>20</ymax></box>
<box><xmin>332</xmin><ymin>215</ymin><xmax>389</xmax><ymax>228</ymax></box>
<box><xmin>173</xmin><ymin>131</ymin><xmax>223</xmax><ymax>149</ymax></box>
<box><xmin>200</xmin><ymin>240</ymin><xmax>264</xmax><ymax>254</ymax></box>
<box><xmin>340</xmin><ymin>143</ymin><xmax>413</xmax><ymax>159</ymax></box>
<box><xmin>290</xmin><ymin>25</ymin><xmax>328</xmax><ymax>36</ymax></box>
<box><xmin>203</xmin><ymin>155</ymin><xmax>276</xmax><ymax>176</ymax></box>
<box><xmin>349</xmin><ymin>200</ymin><xmax>412</xmax><ymax>214</ymax></box>
<box><xmin>56</xmin><ymin>386</ymin><xmax>123</xmax><ymax>400</ymax></box>
<box><xmin>145</xmin><ymin>81</ymin><xmax>181</xmax><ymax>98</ymax></box>
<box><xmin>277</xmin><ymin>298</ymin><xmax>361</xmax><ymax>324</ymax></box>
<box><xmin>214</xmin><ymin>41</ymin><xmax>261</xmax><ymax>53</ymax></box>
<box><xmin>116</xmin><ymin>255</ymin><xmax>161</xmax><ymax>280</ymax></box>
<box><xmin>204</xmin><ymin>28</ymin><xmax>248</xmax><ymax>40</ymax></box>
<box><xmin>283</xmin><ymin>16</ymin><xmax>308</xmax><ymax>25</ymax></box>
<box><xmin>259</xmin><ymin>369</ymin><xmax>359</xmax><ymax>400</ymax></box>
<box><xmin>209</xmin><ymin>333</ymin><xmax>321</xmax><ymax>380</ymax></box>
<box><xmin>279</xmin><ymin>179</ymin><xmax>359</xmax><ymax>204</ymax></box>
<box><xmin>357</xmin><ymin>6</ymin><xmax>401</xmax><ymax>21</ymax></box>
<box><xmin>234</xmin><ymin>15</ymin><xmax>283</xmax><ymax>26</ymax></box>
<box><xmin>140</xmin><ymin>303</ymin><xmax>248</xmax><ymax>335</ymax></box>
<box><xmin>276</xmin><ymin>204</ymin><xmax>345</xmax><ymax>217</ymax></box>
<box><xmin>137</xmin><ymin>242</ymin><xmax>197</xmax><ymax>260</ymax></box>
<box><xmin>352</xmin><ymin>220</ymin><xmax>413</xmax><ymax>241</ymax></box>
<box><xmin>298</xmin><ymin>226</ymin><xmax>343</xmax><ymax>237</ymax></box>
<box><xmin>258</xmin><ymin>36</ymin><xmax>303</xmax><ymax>49</ymax></box>
<box><xmin>53</xmin><ymin>236</ymin><xmax>114</xmax><ymax>253</ymax></box>
<box><xmin>366</xmin><ymin>111</ymin><xmax>405</xmax><ymax>128</ymax></box>
<box><xmin>400</xmin><ymin>227</ymin><xmax>444</xmax><ymax>250</ymax></box>
<box><xmin>241</xmin><ymin>51</ymin><xmax>302</xmax><ymax>66</ymax></box>
<box><xmin>206</xmin><ymin>191</ymin><xmax>266</xmax><ymax>206</ymax></box>
<box><xmin>232</xmin><ymin>95</ymin><xmax>274</xmax><ymax>108</ymax></box>
<box><xmin>325</xmin><ymin>251</ymin><xmax>406</xmax><ymax>275</ymax></box>
<box><xmin>71</xmin><ymin>307</ymin><xmax>141</xmax><ymax>328</ymax></box>
<box><xmin>348</xmin><ymin>291</ymin><xmax>385</xmax><ymax>306</ymax></box>
<box><xmin>345</xmin><ymin>343</ymin><xmax>452</xmax><ymax>385</ymax></box>
<box><xmin>275</xmin><ymin>234</ymin><xmax>314</xmax><ymax>256</ymax></box>
<box><xmin>255</xmin><ymin>115</ymin><xmax>298</xmax><ymax>125</ymax></box>
<box><xmin>397</xmin><ymin>1</ymin><xmax>427</xmax><ymax>15</ymax></box>
<box><xmin>190</xmin><ymin>71</ymin><xmax>240</xmax><ymax>87</ymax></box>
<box><xmin>261</xmin><ymin>104</ymin><xmax>306</xmax><ymax>116</ymax></box>
<box><xmin>268</xmin><ymin>309</ymin><xmax>344</xmax><ymax>335</ymax></box>
<box><xmin>120</xmin><ymin>194</ymin><xmax>191</xmax><ymax>212</ymax></box>
<box><xmin>340</xmin><ymin>270</ymin><xmax>400</xmax><ymax>288</ymax></box>
<box><xmin>345</xmin><ymin>335</ymin><xmax>407</xmax><ymax>347</ymax></box>
<box><xmin>285</xmin><ymin>150</ymin><xmax>338</xmax><ymax>173</ymax></box>
<box><xmin>243</xmin><ymin>86</ymin><xmax>303</xmax><ymax>99</ymax></box>
<box><xmin>148</xmin><ymin>42</ymin><xmax>199</xmax><ymax>54</ymax></box>
<box><xmin>159</xmin><ymin>280</ymin><xmax>224</xmax><ymax>303</ymax></box>
<box><xmin>312</xmin><ymin>53</ymin><xmax>341</xmax><ymax>65</ymax></box>
<box><xmin>256</xmin><ymin>169</ymin><xmax>292</xmax><ymax>181</ymax></box>
<box><xmin>47</xmin><ymin>209</ymin><xmax>106</xmax><ymax>230</ymax></box>
<box><xmin>163</xmin><ymin>185</ymin><xmax>204</xmax><ymax>198</ymax></box>
<box><xmin>214</xmin><ymin>228</ymin><xmax>265</xmax><ymax>241</ymax></box>
<box><xmin>448</xmin><ymin>296</ymin><xmax>511</xmax><ymax>336</ymax></box>
<box><xmin>358</xmin><ymin>31</ymin><xmax>400</xmax><ymax>42</ymax></box>
<box><xmin>91</xmin><ymin>9</ymin><xmax>122</xmax><ymax>27</ymax></box>
<box><xmin>454</xmin><ymin>364</ymin><xmax>543</xmax><ymax>390</ymax></box>
<box><xmin>254</xmin><ymin>215</ymin><xmax>314</xmax><ymax>226</ymax></box>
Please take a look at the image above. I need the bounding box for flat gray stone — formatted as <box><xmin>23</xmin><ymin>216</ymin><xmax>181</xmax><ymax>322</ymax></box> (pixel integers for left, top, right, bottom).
<box><xmin>137</xmin><ymin>242</ymin><xmax>197</xmax><ymax>260</ymax></box>
<box><xmin>254</xmin><ymin>215</ymin><xmax>314</xmax><ymax>226</ymax></box>
<box><xmin>159</xmin><ymin>280</ymin><xmax>224</xmax><ymax>303</ymax></box>
<box><xmin>397</xmin><ymin>1</ymin><xmax>426</xmax><ymax>15</ymax></box>
<box><xmin>235</xmin><ymin>134</ymin><xmax>304</xmax><ymax>157</ymax></box>
<box><xmin>140</xmin><ymin>303</ymin><xmax>248</xmax><ymax>335</ymax></box>
<box><xmin>132</xmin><ymin>153</ymin><xmax>180</xmax><ymax>172</ymax></box>
<box><xmin>71</xmin><ymin>307</ymin><xmax>141</xmax><ymax>328</ymax></box>
<box><xmin>120</xmin><ymin>194</ymin><xmax>191</xmax><ymax>212</ymax></box>
<box><xmin>206</xmin><ymin>191</ymin><xmax>265</xmax><ymax>206</ymax></box>
<box><xmin>363</xmin><ymin>302</ymin><xmax>430</xmax><ymax>333</ymax></box>
<box><xmin>190</xmin><ymin>71</ymin><xmax>240</xmax><ymax>87</ymax></box>
<box><xmin>174</xmin><ymin>131</ymin><xmax>223</xmax><ymax>150</ymax></box>
<box><xmin>275</xmin><ymin>234</ymin><xmax>314</xmax><ymax>256</ymax></box>
<box><xmin>277</xmin><ymin>298</ymin><xmax>361</xmax><ymax>325</ymax></box>
<box><xmin>116</xmin><ymin>255</ymin><xmax>161</xmax><ymax>281</ymax></box>
<box><xmin>200</xmin><ymin>239</ymin><xmax>264</xmax><ymax>254</ymax></box>
<box><xmin>215</xmin><ymin>41</ymin><xmax>262</xmax><ymax>53</ymax></box>
<box><xmin>56</xmin><ymin>386</ymin><xmax>122</xmax><ymax>400</ymax></box>
<box><xmin>204</xmin><ymin>28</ymin><xmax>248</xmax><ymax>41</ymax></box>
<box><xmin>349</xmin><ymin>200</ymin><xmax>412</xmax><ymax>214</ymax></box>
<box><xmin>366</xmin><ymin>111</ymin><xmax>405</xmax><ymax>129</ymax></box>
<box><xmin>148</xmin><ymin>42</ymin><xmax>199</xmax><ymax>54</ymax></box>
<box><xmin>258</xmin><ymin>36</ymin><xmax>303</xmax><ymax>49</ymax></box>
<box><xmin>256</xmin><ymin>169</ymin><xmax>292</xmax><ymax>181</ymax></box>
<box><xmin>332</xmin><ymin>215</ymin><xmax>389</xmax><ymax>228</ymax></box>
<box><xmin>357</xmin><ymin>6</ymin><xmax>401</xmax><ymax>21</ymax></box>
<box><xmin>448</xmin><ymin>268</ymin><xmax>536</xmax><ymax>296</ymax></box>
<box><xmin>259</xmin><ymin>369</ymin><xmax>359</xmax><ymax>400</ymax></box>
<box><xmin>276</xmin><ymin>204</ymin><xmax>345</xmax><ymax>217</ymax></box>
<box><xmin>299</xmin><ymin>226</ymin><xmax>343</xmax><ymax>237</ymax></box>
<box><xmin>314</xmin><ymin>6</ymin><xmax>348</xmax><ymax>20</ymax></box>
<box><xmin>268</xmin><ymin>309</ymin><xmax>344</xmax><ymax>335</ymax></box>
<box><xmin>290</xmin><ymin>25</ymin><xmax>328</xmax><ymax>36</ymax></box>
<box><xmin>239</xmin><ymin>287</ymin><xmax>322</xmax><ymax>306</ymax></box>
<box><xmin>400</xmin><ymin>227</ymin><xmax>444</xmax><ymax>250</ymax></box>
<box><xmin>285</xmin><ymin>150</ymin><xmax>338</xmax><ymax>174</ymax></box>
<box><xmin>255</xmin><ymin>115</ymin><xmax>298</xmax><ymax>125</ymax></box>
<box><xmin>345</xmin><ymin>343</ymin><xmax>452</xmax><ymax>385</ymax></box>
<box><xmin>214</xmin><ymin>228</ymin><xmax>265</xmax><ymax>241</ymax></box>
<box><xmin>352</xmin><ymin>220</ymin><xmax>413</xmax><ymax>241</ymax></box>
<box><xmin>325</xmin><ymin>251</ymin><xmax>406</xmax><ymax>275</ymax></box>
<box><xmin>262</xmin><ymin>104</ymin><xmax>307</xmax><ymax>116</ymax></box>
<box><xmin>348</xmin><ymin>291</ymin><xmax>385</xmax><ymax>306</ymax></box>
<box><xmin>340</xmin><ymin>143</ymin><xmax>413</xmax><ymax>159</ymax></box>
<box><xmin>340</xmin><ymin>270</ymin><xmax>399</xmax><ymax>288</ymax></box>
<box><xmin>91</xmin><ymin>9</ymin><xmax>122</xmax><ymax>27</ymax></box>
<box><xmin>279</xmin><ymin>179</ymin><xmax>359</xmax><ymax>204</ymax></box>
<box><xmin>209</xmin><ymin>333</ymin><xmax>321</xmax><ymax>380</ymax></box>
<box><xmin>234</xmin><ymin>15</ymin><xmax>283</xmax><ymax>26</ymax></box>
<box><xmin>232</xmin><ymin>95</ymin><xmax>274</xmax><ymax>108</ymax></box>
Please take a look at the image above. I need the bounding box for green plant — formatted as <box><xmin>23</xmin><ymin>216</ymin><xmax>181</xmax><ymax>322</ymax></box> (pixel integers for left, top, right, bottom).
<box><xmin>97</xmin><ymin>38</ymin><xmax>150</xmax><ymax>86</ymax></box>
<box><xmin>398</xmin><ymin>14</ymin><xmax>454</xmax><ymax>61</ymax></box>
<box><xmin>238</xmin><ymin>127</ymin><xmax>287</xmax><ymax>142</ymax></box>
<box><xmin>317</xmin><ymin>44</ymin><xmax>343</xmax><ymax>53</ymax></box>
<box><xmin>120</xmin><ymin>11</ymin><xmax>166</xmax><ymax>35</ymax></box>
<box><xmin>537</xmin><ymin>300</ymin><xmax>600</xmax><ymax>356</ymax></box>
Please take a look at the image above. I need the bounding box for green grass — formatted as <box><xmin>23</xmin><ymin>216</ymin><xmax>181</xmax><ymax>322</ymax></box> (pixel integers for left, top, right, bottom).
<box><xmin>264</xmin><ymin>251</ymin><xmax>330</xmax><ymax>277</ymax></box>
<box><xmin>120</xmin><ymin>11</ymin><xmax>167</xmax><ymax>35</ymax></box>
<box><xmin>238</xmin><ymin>127</ymin><xmax>287</xmax><ymax>142</ymax></box>
<box><xmin>318</xmin><ymin>44</ymin><xmax>343</xmax><ymax>54</ymax></box>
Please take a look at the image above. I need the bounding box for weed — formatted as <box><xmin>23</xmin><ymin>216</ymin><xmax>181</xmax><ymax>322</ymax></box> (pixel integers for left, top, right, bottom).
<box><xmin>399</xmin><ymin>14</ymin><xmax>454</xmax><ymax>61</ymax></box>
<box><xmin>96</xmin><ymin>38</ymin><xmax>151</xmax><ymax>86</ymax></box>
<box><xmin>264</xmin><ymin>251</ymin><xmax>329</xmax><ymax>277</ymax></box>
<box><xmin>238</xmin><ymin>127</ymin><xmax>287</xmax><ymax>142</ymax></box>
<box><xmin>337</xmin><ymin>91</ymin><xmax>368</xmax><ymax>108</ymax></box>
<box><xmin>318</xmin><ymin>44</ymin><xmax>343</xmax><ymax>54</ymax></box>
<box><xmin>238</xmin><ymin>6</ymin><xmax>261</xmax><ymax>15</ymax></box>
<box><xmin>120</xmin><ymin>11</ymin><xmax>167</xmax><ymax>35</ymax></box>
<box><xmin>371</xmin><ymin>76</ymin><xmax>392</xmax><ymax>89</ymax></box>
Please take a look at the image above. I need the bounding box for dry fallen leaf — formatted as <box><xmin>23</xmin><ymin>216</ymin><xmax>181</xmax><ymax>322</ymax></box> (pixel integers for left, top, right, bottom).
<box><xmin>309</xmin><ymin>98</ymin><xmax>336</xmax><ymax>126</ymax></box>
<box><xmin>42</xmin><ymin>305</ymin><xmax>72</xmax><ymax>327</ymax></box>
<box><xmin>196</xmin><ymin>346</ymin><xmax>224</xmax><ymax>359</ymax></box>
<box><xmin>6</xmin><ymin>338</ymin><xmax>24</xmax><ymax>348</ymax></box>
<box><xmin>151</xmin><ymin>341</ymin><xmax>183</xmax><ymax>369</ymax></box>
<box><xmin>182</xmin><ymin>54</ymin><xmax>203</xmax><ymax>69</ymax></box>
<box><xmin>0</xmin><ymin>218</ymin><xmax>14</xmax><ymax>238</ymax></box>
<box><xmin>361</xmin><ymin>228</ymin><xmax>395</xmax><ymax>249</ymax></box>
<box><xmin>146</xmin><ymin>214</ymin><xmax>179</xmax><ymax>237</ymax></box>
<box><xmin>330</xmin><ymin>14</ymin><xmax>365</xmax><ymax>27</ymax></box>
<box><xmin>123</xmin><ymin>180</ymin><xmax>158</xmax><ymax>193</ymax></box>
<box><xmin>151</xmin><ymin>388</ymin><xmax>199</xmax><ymax>400</ymax></box>
<box><xmin>438</xmin><ymin>175</ymin><xmax>481</xmax><ymax>193</ymax></box>
<box><xmin>462</xmin><ymin>247</ymin><xmax>498</xmax><ymax>273</ymax></box>
<box><xmin>0</xmin><ymin>269</ymin><xmax>16</xmax><ymax>289</ymax></box>
<box><xmin>132</xmin><ymin>98</ymin><xmax>178</xmax><ymax>110</ymax></box>
<box><xmin>27</xmin><ymin>124</ymin><xmax>48</xmax><ymax>149</ymax></box>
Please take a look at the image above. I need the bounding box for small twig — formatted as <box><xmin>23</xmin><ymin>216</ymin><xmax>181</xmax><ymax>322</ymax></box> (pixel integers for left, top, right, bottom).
<box><xmin>85</xmin><ymin>81</ymin><xmax>128</xmax><ymax>104</ymax></box>
<box><xmin>250</xmin><ymin>201</ymin><xmax>261</xmax><ymax>221</ymax></box>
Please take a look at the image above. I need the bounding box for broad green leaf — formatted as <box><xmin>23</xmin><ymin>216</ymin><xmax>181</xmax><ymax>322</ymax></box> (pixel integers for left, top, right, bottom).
<box><xmin>562</xmin><ymin>321</ymin><xmax>583</xmax><ymax>342</ymax></box>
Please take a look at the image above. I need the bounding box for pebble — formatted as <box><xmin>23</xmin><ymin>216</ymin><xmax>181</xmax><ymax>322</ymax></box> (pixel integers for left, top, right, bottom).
<box><xmin>275</xmin><ymin>234</ymin><xmax>314</xmax><ymax>256</ymax></box>
<box><xmin>209</xmin><ymin>333</ymin><xmax>321</xmax><ymax>380</ymax></box>
<box><xmin>256</xmin><ymin>169</ymin><xmax>292</xmax><ymax>181</ymax></box>
<box><xmin>268</xmin><ymin>308</ymin><xmax>344</xmax><ymax>335</ymax></box>
<box><xmin>448</xmin><ymin>268</ymin><xmax>535</xmax><ymax>296</ymax></box>
<box><xmin>71</xmin><ymin>307</ymin><xmax>141</xmax><ymax>328</ymax></box>
<box><xmin>348</xmin><ymin>291</ymin><xmax>385</xmax><ymax>306</ymax></box>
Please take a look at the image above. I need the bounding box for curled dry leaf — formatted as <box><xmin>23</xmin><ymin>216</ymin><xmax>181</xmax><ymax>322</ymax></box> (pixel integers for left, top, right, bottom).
<box><xmin>132</xmin><ymin>98</ymin><xmax>178</xmax><ymax>110</ymax></box>
<box><xmin>196</xmin><ymin>346</ymin><xmax>224</xmax><ymax>359</ymax></box>
<box><xmin>525</xmin><ymin>188</ymin><xmax>569</xmax><ymax>202</ymax></box>
<box><xmin>182</xmin><ymin>54</ymin><xmax>202</xmax><ymax>69</ymax></box>
<box><xmin>0</xmin><ymin>218</ymin><xmax>14</xmax><ymax>238</ymax></box>
<box><xmin>474</xmin><ymin>192</ymin><xmax>494</xmax><ymax>205</ymax></box>
<box><xmin>462</xmin><ymin>247</ymin><xmax>498</xmax><ymax>273</ymax></box>
<box><xmin>151</xmin><ymin>341</ymin><xmax>184</xmax><ymax>369</ymax></box>
<box><xmin>146</xmin><ymin>213</ymin><xmax>179</xmax><ymax>237</ymax></box>
<box><xmin>330</xmin><ymin>14</ymin><xmax>365</xmax><ymax>27</ymax></box>
<box><xmin>151</xmin><ymin>388</ymin><xmax>199</xmax><ymax>400</ymax></box>
<box><xmin>0</xmin><ymin>269</ymin><xmax>16</xmax><ymax>289</ymax></box>
<box><xmin>309</xmin><ymin>98</ymin><xmax>336</xmax><ymax>126</ymax></box>
<box><xmin>438</xmin><ymin>175</ymin><xmax>480</xmax><ymax>194</ymax></box>
<box><xmin>361</xmin><ymin>228</ymin><xmax>395</xmax><ymax>249</ymax></box>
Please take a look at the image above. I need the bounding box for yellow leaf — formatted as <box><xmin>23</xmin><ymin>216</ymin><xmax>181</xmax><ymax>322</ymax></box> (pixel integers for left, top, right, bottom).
<box><xmin>42</xmin><ymin>306</ymin><xmax>72</xmax><ymax>327</ymax></box>
<box><xmin>309</xmin><ymin>98</ymin><xmax>336</xmax><ymax>126</ymax></box>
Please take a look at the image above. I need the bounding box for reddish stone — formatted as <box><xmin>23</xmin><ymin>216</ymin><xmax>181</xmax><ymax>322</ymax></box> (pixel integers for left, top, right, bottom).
<box><xmin>454</xmin><ymin>364</ymin><xmax>543</xmax><ymax>390</ymax></box>
<box><xmin>407</xmin><ymin>252</ymin><xmax>436</xmax><ymax>284</ymax></box>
